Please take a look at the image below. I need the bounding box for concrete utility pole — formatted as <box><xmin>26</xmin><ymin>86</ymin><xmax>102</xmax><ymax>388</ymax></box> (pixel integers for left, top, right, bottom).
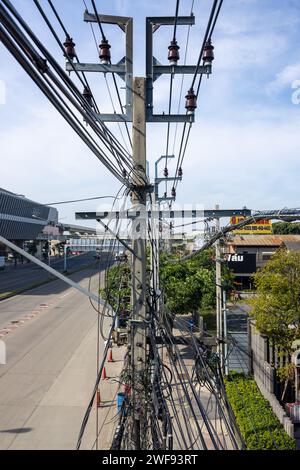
<box><xmin>222</xmin><ymin>289</ymin><xmax>228</xmax><ymax>375</ymax></box>
<box><xmin>130</xmin><ymin>77</ymin><xmax>148</xmax><ymax>450</ymax></box>
<box><xmin>215</xmin><ymin>203</ymin><xmax>223</xmax><ymax>369</ymax></box>
<box><xmin>71</xmin><ymin>9</ymin><xmax>252</xmax><ymax>450</ymax></box>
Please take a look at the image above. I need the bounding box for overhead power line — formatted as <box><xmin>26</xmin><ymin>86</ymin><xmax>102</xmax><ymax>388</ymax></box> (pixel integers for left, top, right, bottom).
<box><xmin>44</xmin><ymin>195</ymin><xmax>123</xmax><ymax>205</ymax></box>
<box><xmin>174</xmin><ymin>208</ymin><xmax>300</xmax><ymax>262</ymax></box>
<box><xmin>0</xmin><ymin>0</ymin><xmax>137</xmax><ymax>185</ymax></box>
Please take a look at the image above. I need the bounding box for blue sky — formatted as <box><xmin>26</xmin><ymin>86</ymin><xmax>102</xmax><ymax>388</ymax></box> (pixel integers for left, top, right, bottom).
<box><xmin>1</xmin><ymin>0</ymin><xmax>300</xmax><ymax>224</ymax></box>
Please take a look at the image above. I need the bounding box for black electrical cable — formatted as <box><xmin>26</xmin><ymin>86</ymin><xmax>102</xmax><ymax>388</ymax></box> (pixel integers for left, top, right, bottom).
<box><xmin>190</xmin><ymin>0</ymin><xmax>218</xmax><ymax>90</ymax></box>
<box><xmin>172</xmin><ymin>0</ymin><xmax>180</xmax><ymax>42</ymax></box>
<box><xmin>47</xmin><ymin>0</ymin><xmax>100</xmax><ymax>115</ymax></box>
<box><xmin>0</xmin><ymin>22</ymin><xmax>127</xmax><ymax>186</ymax></box>
<box><xmin>163</xmin><ymin>327</ymin><xmax>224</xmax><ymax>449</ymax></box>
<box><xmin>6</xmin><ymin>0</ymin><xmax>132</xmax><ymax>167</ymax></box>
<box><xmin>174</xmin><ymin>317</ymin><xmax>243</xmax><ymax>449</ymax></box>
<box><xmin>164</xmin><ymin>0</ymin><xmax>181</xmax><ymax>191</ymax></box>
<box><xmin>90</xmin><ymin>0</ymin><xmax>106</xmax><ymax>42</ymax></box>
<box><xmin>208</xmin><ymin>0</ymin><xmax>223</xmax><ymax>40</ymax></box>
<box><xmin>83</xmin><ymin>1</ymin><xmax>132</xmax><ymax>152</ymax></box>
<box><xmin>1</xmin><ymin>0</ymin><xmax>134</xmax><ymax>180</ymax></box>
<box><xmin>170</xmin><ymin>0</ymin><xmax>222</xmax><ymax>196</ymax></box>
<box><xmin>170</xmin><ymin>209</ymin><xmax>300</xmax><ymax>263</ymax></box>
<box><xmin>44</xmin><ymin>195</ymin><xmax>122</xmax><ymax>205</ymax></box>
<box><xmin>160</xmin><ymin>325</ymin><xmax>213</xmax><ymax>449</ymax></box>
<box><xmin>31</xmin><ymin>0</ymin><xmax>134</xmax><ymax>172</ymax></box>
<box><xmin>76</xmin><ymin>306</ymin><xmax>119</xmax><ymax>449</ymax></box>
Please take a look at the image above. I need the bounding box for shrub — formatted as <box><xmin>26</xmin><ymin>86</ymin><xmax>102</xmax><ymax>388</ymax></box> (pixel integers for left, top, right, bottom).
<box><xmin>224</xmin><ymin>373</ymin><xmax>296</xmax><ymax>450</ymax></box>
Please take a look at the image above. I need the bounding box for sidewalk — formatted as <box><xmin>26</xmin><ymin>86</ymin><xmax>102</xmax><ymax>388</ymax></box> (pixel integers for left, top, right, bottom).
<box><xmin>4</xmin><ymin>318</ymin><xmax>126</xmax><ymax>450</ymax></box>
<box><xmin>226</xmin><ymin>303</ymin><xmax>250</xmax><ymax>374</ymax></box>
<box><xmin>164</xmin><ymin>316</ymin><xmax>235</xmax><ymax>450</ymax></box>
<box><xmin>80</xmin><ymin>344</ymin><xmax>126</xmax><ymax>450</ymax></box>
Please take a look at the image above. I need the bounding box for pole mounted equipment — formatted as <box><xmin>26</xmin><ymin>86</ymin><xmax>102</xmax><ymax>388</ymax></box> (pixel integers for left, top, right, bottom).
<box><xmin>146</xmin><ymin>14</ymin><xmax>209</xmax><ymax>123</ymax></box>
<box><xmin>185</xmin><ymin>87</ymin><xmax>197</xmax><ymax>115</ymax></box>
<box><xmin>168</xmin><ymin>39</ymin><xmax>180</xmax><ymax>65</ymax></box>
<box><xmin>66</xmin><ymin>11</ymin><xmax>134</xmax><ymax>123</ymax></box>
<box><xmin>63</xmin><ymin>36</ymin><xmax>76</xmax><ymax>61</ymax></box>
<box><xmin>82</xmin><ymin>86</ymin><xmax>93</xmax><ymax>107</ymax></box>
<box><xmin>99</xmin><ymin>38</ymin><xmax>111</xmax><ymax>65</ymax></box>
<box><xmin>203</xmin><ymin>39</ymin><xmax>214</xmax><ymax>66</ymax></box>
<box><xmin>202</xmin><ymin>39</ymin><xmax>214</xmax><ymax>76</ymax></box>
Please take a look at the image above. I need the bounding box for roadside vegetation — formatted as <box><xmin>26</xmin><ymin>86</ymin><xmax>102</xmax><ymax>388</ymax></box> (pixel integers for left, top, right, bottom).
<box><xmin>251</xmin><ymin>249</ymin><xmax>300</xmax><ymax>353</ymax></box>
<box><xmin>224</xmin><ymin>373</ymin><xmax>296</xmax><ymax>450</ymax></box>
<box><xmin>250</xmin><ymin>249</ymin><xmax>300</xmax><ymax>393</ymax></box>
<box><xmin>159</xmin><ymin>248</ymin><xmax>233</xmax><ymax>329</ymax></box>
<box><xmin>272</xmin><ymin>221</ymin><xmax>300</xmax><ymax>234</ymax></box>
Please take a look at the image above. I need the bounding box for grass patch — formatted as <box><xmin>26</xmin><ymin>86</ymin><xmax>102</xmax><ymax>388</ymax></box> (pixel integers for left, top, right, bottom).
<box><xmin>224</xmin><ymin>373</ymin><xmax>296</xmax><ymax>450</ymax></box>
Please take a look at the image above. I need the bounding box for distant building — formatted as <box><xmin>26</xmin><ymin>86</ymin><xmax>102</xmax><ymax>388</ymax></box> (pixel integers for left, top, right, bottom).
<box><xmin>0</xmin><ymin>187</ymin><xmax>58</xmax><ymax>242</ymax></box>
<box><xmin>226</xmin><ymin>234</ymin><xmax>300</xmax><ymax>290</ymax></box>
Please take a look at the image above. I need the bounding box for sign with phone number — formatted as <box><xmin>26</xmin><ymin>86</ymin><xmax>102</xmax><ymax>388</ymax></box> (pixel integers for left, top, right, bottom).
<box><xmin>230</xmin><ymin>216</ymin><xmax>272</xmax><ymax>234</ymax></box>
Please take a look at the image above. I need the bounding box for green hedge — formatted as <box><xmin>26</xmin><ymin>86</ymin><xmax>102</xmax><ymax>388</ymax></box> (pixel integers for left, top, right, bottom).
<box><xmin>224</xmin><ymin>373</ymin><xmax>296</xmax><ymax>450</ymax></box>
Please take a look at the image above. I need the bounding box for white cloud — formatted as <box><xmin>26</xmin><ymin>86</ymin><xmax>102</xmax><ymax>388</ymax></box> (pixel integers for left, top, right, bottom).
<box><xmin>174</xmin><ymin>116</ymin><xmax>300</xmax><ymax>210</ymax></box>
<box><xmin>0</xmin><ymin>80</ymin><xmax>5</xmax><ymax>105</ymax></box>
<box><xmin>267</xmin><ymin>62</ymin><xmax>300</xmax><ymax>94</ymax></box>
<box><xmin>0</xmin><ymin>104</ymin><xmax>122</xmax><ymax>223</ymax></box>
<box><xmin>215</xmin><ymin>33</ymin><xmax>287</xmax><ymax>71</ymax></box>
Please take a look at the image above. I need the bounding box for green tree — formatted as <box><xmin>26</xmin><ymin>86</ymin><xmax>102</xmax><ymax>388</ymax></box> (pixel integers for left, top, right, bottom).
<box><xmin>101</xmin><ymin>262</ymin><xmax>131</xmax><ymax>311</ymax></box>
<box><xmin>251</xmin><ymin>250</ymin><xmax>300</xmax><ymax>351</ymax></box>
<box><xmin>272</xmin><ymin>222</ymin><xmax>300</xmax><ymax>235</ymax></box>
<box><xmin>160</xmin><ymin>248</ymin><xmax>231</xmax><ymax>315</ymax></box>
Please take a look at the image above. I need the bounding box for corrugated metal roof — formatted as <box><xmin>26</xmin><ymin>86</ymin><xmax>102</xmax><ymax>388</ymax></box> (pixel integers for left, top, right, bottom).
<box><xmin>228</xmin><ymin>235</ymin><xmax>300</xmax><ymax>247</ymax></box>
<box><xmin>283</xmin><ymin>241</ymin><xmax>300</xmax><ymax>251</ymax></box>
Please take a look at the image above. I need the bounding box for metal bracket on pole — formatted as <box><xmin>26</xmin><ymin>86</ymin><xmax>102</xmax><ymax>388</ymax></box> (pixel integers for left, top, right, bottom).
<box><xmin>146</xmin><ymin>15</ymin><xmax>208</xmax><ymax>123</ymax></box>
<box><xmin>154</xmin><ymin>155</ymin><xmax>181</xmax><ymax>201</ymax></box>
<box><xmin>76</xmin><ymin>209</ymin><xmax>252</xmax><ymax>220</ymax></box>
<box><xmin>66</xmin><ymin>12</ymin><xmax>133</xmax><ymax>123</ymax></box>
<box><xmin>157</xmin><ymin>196</ymin><xmax>175</xmax><ymax>203</ymax></box>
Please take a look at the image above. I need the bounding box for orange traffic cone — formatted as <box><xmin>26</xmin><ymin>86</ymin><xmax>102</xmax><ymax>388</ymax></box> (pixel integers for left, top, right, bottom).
<box><xmin>96</xmin><ymin>389</ymin><xmax>101</xmax><ymax>408</ymax></box>
<box><xmin>101</xmin><ymin>366</ymin><xmax>107</xmax><ymax>380</ymax></box>
<box><xmin>123</xmin><ymin>383</ymin><xmax>131</xmax><ymax>395</ymax></box>
<box><xmin>107</xmin><ymin>348</ymin><xmax>114</xmax><ymax>363</ymax></box>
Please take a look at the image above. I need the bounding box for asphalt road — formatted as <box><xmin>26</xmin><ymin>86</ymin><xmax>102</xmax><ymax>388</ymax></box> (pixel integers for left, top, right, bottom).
<box><xmin>0</xmin><ymin>258</ymin><xmax>116</xmax><ymax>449</ymax></box>
<box><xmin>0</xmin><ymin>252</ymin><xmax>99</xmax><ymax>295</ymax></box>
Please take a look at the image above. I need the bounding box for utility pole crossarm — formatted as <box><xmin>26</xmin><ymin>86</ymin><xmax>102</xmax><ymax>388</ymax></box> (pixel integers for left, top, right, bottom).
<box><xmin>74</xmin><ymin>12</ymin><xmax>133</xmax><ymax>123</ymax></box>
<box><xmin>75</xmin><ymin>209</ymin><xmax>251</xmax><ymax>220</ymax></box>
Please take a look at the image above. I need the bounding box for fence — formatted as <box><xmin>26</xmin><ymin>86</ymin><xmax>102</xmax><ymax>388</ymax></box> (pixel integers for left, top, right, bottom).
<box><xmin>250</xmin><ymin>321</ymin><xmax>295</xmax><ymax>438</ymax></box>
